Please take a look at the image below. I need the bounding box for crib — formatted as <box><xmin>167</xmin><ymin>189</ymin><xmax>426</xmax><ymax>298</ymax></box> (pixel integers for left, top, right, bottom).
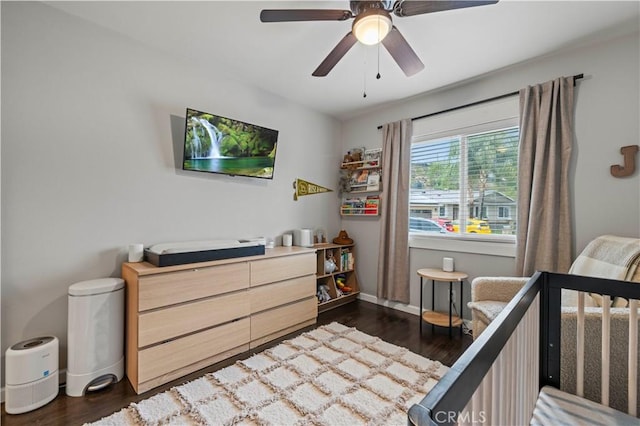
<box><xmin>408</xmin><ymin>271</ymin><xmax>640</xmax><ymax>425</ymax></box>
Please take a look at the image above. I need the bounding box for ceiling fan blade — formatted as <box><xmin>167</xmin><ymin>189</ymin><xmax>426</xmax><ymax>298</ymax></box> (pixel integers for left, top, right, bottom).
<box><xmin>312</xmin><ymin>32</ymin><xmax>358</xmax><ymax>77</ymax></box>
<box><xmin>260</xmin><ymin>9</ymin><xmax>353</xmax><ymax>22</ymax></box>
<box><xmin>393</xmin><ymin>1</ymin><xmax>498</xmax><ymax>17</ymax></box>
<box><xmin>381</xmin><ymin>26</ymin><xmax>425</xmax><ymax>76</ymax></box>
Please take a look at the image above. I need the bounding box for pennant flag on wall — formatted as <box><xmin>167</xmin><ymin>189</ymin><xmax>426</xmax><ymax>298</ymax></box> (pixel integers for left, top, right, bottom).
<box><xmin>293</xmin><ymin>178</ymin><xmax>333</xmax><ymax>201</ymax></box>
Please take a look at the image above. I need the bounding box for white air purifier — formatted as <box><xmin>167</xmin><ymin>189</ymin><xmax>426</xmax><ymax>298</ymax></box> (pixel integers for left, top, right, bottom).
<box><xmin>5</xmin><ymin>336</ymin><xmax>59</xmax><ymax>414</ymax></box>
<box><xmin>66</xmin><ymin>278</ymin><xmax>124</xmax><ymax>397</ymax></box>
<box><xmin>293</xmin><ymin>228</ymin><xmax>314</xmax><ymax>247</ymax></box>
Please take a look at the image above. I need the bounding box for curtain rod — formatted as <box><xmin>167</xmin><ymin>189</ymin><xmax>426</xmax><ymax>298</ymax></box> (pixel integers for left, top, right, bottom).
<box><xmin>376</xmin><ymin>73</ymin><xmax>584</xmax><ymax>130</ymax></box>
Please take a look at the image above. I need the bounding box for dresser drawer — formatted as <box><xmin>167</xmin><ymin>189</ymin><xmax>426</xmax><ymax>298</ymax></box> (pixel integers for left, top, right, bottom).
<box><xmin>250</xmin><ymin>275</ymin><xmax>315</xmax><ymax>314</ymax></box>
<box><xmin>250</xmin><ymin>253</ymin><xmax>315</xmax><ymax>287</ymax></box>
<box><xmin>138</xmin><ymin>290</ymin><xmax>249</xmax><ymax>347</ymax></box>
<box><xmin>138</xmin><ymin>318</ymin><xmax>250</xmax><ymax>384</ymax></box>
<box><xmin>138</xmin><ymin>262</ymin><xmax>249</xmax><ymax>311</ymax></box>
<box><xmin>251</xmin><ymin>297</ymin><xmax>317</xmax><ymax>341</ymax></box>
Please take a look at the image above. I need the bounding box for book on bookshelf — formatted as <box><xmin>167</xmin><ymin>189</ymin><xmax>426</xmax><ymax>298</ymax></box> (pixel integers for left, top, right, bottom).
<box><xmin>364</xmin><ymin>148</ymin><xmax>382</xmax><ymax>167</ymax></box>
<box><xmin>349</xmin><ymin>169</ymin><xmax>369</xmax><ymax>188</ymax></box>
<box><xmin>364</xmin><ymin>196</ymin><xmax>380</xmax><ymax>215</ymax></box>
<box><xmin>366</xmin><ymin>170</ymin><xmax>380</xmax><ymax>191</ymax></box>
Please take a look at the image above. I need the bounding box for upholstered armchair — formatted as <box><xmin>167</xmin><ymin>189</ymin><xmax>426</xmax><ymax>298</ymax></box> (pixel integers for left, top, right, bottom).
<box><xmin>468</xmin><ymin>276</ymin><xmax>529</xmax><ymax>337</ymax></box>
<box><xmin>467</xmin><ymin>235</ymin><xmax>640</xmax><ymax>413</ymax></box>
<box><xmin>469</xmin><ymin>235</ymin><xmax>640</xmax><ymax>338</ymax></box>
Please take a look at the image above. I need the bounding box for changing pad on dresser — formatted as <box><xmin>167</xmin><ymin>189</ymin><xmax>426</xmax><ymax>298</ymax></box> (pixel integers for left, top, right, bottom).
<box><xmin>144</xmin><ymin>239</ymin><xmax>265</xmax><ymax>266</ymax></box>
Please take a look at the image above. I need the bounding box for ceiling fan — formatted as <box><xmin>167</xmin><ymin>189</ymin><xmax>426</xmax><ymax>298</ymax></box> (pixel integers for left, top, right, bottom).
<box><xmin>260</xmin><ymin>1</ymin><xmax>499</xmax><ymax>77</ymax></box>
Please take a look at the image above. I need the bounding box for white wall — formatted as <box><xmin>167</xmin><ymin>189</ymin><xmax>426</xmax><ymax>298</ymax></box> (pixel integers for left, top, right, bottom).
<box><xmin>1</xmin><ymin>2</ymin><xmax>342</xmax><ymax>378</ymax></box>
<box><xmin>342</xmin><ymin>29</ymin><xmax>640</xmax><ymax>319</ymax></box>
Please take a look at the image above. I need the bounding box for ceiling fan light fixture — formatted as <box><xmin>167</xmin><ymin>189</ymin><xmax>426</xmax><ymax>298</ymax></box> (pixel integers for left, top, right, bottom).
<box><xmin>352</xmin><ymin>9</ymin><xmax>392</xmax><ymax>45</ymax></box>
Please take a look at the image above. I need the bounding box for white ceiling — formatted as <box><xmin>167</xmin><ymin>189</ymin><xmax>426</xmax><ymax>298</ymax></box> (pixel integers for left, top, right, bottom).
<box><xmin>45</xmin><ymin>1</ymin><xmax>639</xmax><ymax>120</ymax></box>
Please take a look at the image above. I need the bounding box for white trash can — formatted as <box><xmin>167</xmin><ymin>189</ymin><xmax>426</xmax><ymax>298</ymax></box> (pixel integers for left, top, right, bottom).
<box><xmin>66</xmin><ymin>278</ymin><xmax>124</xmax><ymax>397</ymax></box>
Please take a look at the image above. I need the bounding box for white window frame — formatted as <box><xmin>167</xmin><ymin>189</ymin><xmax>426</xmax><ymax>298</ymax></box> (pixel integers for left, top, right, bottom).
<box><xmin>409</xmin><ymin>96</ymin><xmax>519</xmax><ymax>257</ymax></box>
<box><xmin>498</xmin><ymin>206</ymin><xmax>511</xmax><ymax>219</ymax></box>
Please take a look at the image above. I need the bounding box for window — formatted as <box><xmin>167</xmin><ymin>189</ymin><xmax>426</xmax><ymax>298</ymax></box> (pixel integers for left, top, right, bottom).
<box><xmin>473</xmin><ymin>206</ymin><xmax>488</xmax><ymax>219</ymax></box>
<box><xmin>410</xmin><ymin>124</ymin><xmax>519</xmax><ymax>240</ymax></box>
<box><xmin>411</xmin><ymin>208</ymin><xmax>432</xmax><ymax>219</ymax></box>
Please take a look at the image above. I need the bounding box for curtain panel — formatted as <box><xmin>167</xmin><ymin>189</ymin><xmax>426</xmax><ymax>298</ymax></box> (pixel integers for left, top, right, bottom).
<box><xmin>516</xmin><ymin>76</ymin><xmax>575</xmax><ymax>276</ymax></box>
<box><xmin>377</xmin><ymin>119</ymin><xmax>412</xmax><ymax>303</ymax></box>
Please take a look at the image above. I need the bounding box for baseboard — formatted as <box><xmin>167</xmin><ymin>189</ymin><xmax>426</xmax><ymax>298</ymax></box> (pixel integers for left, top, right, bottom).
<box><xmin>1</xmin><ymin>369</ymin><xmax>66</xmax><ymax>404</ymax></box>
<box><xmin>357</xmin><ymin>293</ymin><xmax>421</xmax><ymax>316</ymax></box>
<box><xmin>358</xmin><ymin>293</ymin><xmax>474</xmax><ymax>333</ymax></box>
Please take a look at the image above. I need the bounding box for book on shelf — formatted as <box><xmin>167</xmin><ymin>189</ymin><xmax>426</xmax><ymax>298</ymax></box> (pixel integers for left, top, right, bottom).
<box><xmin>344</xmin><ymin>197</ymin><xmax>365</xmax><ymax>208</ymax></box>
<box><xmin>365</xmin><ymin>170</ymin><xmax>380</xmax><ymax>191</ymax></box>
<box><xmin>364</xmin><ymin>148</ymin><xmax>382</xmax><ymax>167</ymax></box>
<box><xmin>364</xmin><ymin>195</ymin><xmax>380</xmax><ymax>215</ymax></box>
<box><xmin>349</xmin><ymin>169</ymin><xmax>369</xmax><ymax>187</ymax></box>
<box><xmin>340</xmin><ymin>249</ymin><xmax>354</xmax><ymax>270</ymax></box>
<box><xmin>341</xmin><ymin>197</ymin><xmax>363</xmax><ymax>214</ymax></box>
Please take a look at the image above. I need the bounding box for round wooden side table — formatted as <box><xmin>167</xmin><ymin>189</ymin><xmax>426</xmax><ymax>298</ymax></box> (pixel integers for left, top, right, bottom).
<box><xmin>417</xmin><ymin>268</ymin><xmax>468</xmax><ymax>338</ymax></box>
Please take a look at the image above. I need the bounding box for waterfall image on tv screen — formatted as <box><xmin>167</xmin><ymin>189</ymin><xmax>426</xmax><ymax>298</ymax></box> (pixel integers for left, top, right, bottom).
<box><xmin>183</xmin><ymin>108</ymin><xmax>279</xmax><ymax>179</ymax></box>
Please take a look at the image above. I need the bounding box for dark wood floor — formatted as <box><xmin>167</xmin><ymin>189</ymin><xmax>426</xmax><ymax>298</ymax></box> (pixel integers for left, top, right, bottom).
<box><xmin>1</xmin><ymin>300</ymin><xmax>472</xmax><ymax>425</ymax></box>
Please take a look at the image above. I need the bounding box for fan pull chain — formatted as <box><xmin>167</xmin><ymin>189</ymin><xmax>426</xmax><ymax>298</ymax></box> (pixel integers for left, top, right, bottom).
<box><xmin>363</xmin><ymin>47</ymin><xmax>367</xmax><ymax>98</ymax></box>
<box><xmin>376</xmin><ymin>16</ymin><xmax>381</xmax><ymax>80</ymax></box>
<box><xmin>363</xmin><ymin>73</ymin><xmax>367</xmax><ymax>98</ymax></box>
<box><xmin>377</xmin><ymin>42</ymin><xmax>381</xmax><ymax>80</ymax></box>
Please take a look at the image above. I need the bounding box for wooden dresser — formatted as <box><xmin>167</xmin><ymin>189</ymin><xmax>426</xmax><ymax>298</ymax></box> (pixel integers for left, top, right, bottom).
<box><xmin>122</xmin><ymin>246</ymin><xmax>317</xmax><ymax>394</ymax></box>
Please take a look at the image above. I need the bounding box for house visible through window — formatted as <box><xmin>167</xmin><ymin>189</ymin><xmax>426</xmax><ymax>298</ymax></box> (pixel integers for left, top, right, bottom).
<box><xmin>409</xmin><ymin>125</ymin><xmax>519</xmax><ymax>239</ymax></box>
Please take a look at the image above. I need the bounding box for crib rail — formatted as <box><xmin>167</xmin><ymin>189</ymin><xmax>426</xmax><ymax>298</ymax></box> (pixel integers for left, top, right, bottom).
<box><xmin>546</xmin><ymin>273</ymin><xmax>640</xmax><ymax>416</ymax></box>
<box><xmin>408</xmin><ymin>271</ymin><xmax>640</xmax><ymax>425</ymax></box>
<box><xmin>458</xmin><ymin>293</ymin><xmax>540</xmax><ymax>425</ymax></box>
<box><xmin>408</xmin><ymin>271</ymin><xmax>542</xmax><ymax>426</ymax></box>
<box><xmin>630</xmin><ymin>298</ymin><xmax>638</xmax><ymax>415</ymax></box>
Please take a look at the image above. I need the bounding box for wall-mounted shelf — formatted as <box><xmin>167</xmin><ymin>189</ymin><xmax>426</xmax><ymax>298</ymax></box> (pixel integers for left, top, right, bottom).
<box><xmin>340</xmin><ymin>207</ymin><xmax>380</xmax><ymax>216</ymax></box>
<box><xmin>342</xmin><ymin>169</ymin><xmax>381</xmax><ymax>193</ymax></box>
<box><xmin>340</xmin><ymin>148</ymin><xmax>383</xmax><ymax>205</ymax></box>
<box><xmin>341</xmin><ymin>147</ymin><xmax>382</xmax><ymax>169</ymax></box>
<box><xmin>341</xmin><ymin>195</ymin><xmax>380</xmax><ymax>216</ymax></box>
<box><xmin>340</xmin><ymin>161</ymin><xmax>380</xmax><ymax>170</ymax></box>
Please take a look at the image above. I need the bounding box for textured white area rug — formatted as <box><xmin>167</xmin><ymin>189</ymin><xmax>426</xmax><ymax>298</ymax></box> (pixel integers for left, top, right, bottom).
<box><xmin>89</xmin><ymin>322</ymin><xmax>448</xmax><ymax>425</ymax></box>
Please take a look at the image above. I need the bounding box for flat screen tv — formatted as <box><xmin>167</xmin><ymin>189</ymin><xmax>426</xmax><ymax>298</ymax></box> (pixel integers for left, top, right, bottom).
<box><xmin>183</xmin><ymin>108</ymin><xmax>279</xmax><ymax>179</ymax></box>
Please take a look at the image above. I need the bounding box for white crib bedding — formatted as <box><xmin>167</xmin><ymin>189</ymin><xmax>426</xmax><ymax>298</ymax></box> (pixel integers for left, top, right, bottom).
<box><xmin>531</xmin><ymin>386</ymin><xmax>639</xmax><ymax>426</ymax></box>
